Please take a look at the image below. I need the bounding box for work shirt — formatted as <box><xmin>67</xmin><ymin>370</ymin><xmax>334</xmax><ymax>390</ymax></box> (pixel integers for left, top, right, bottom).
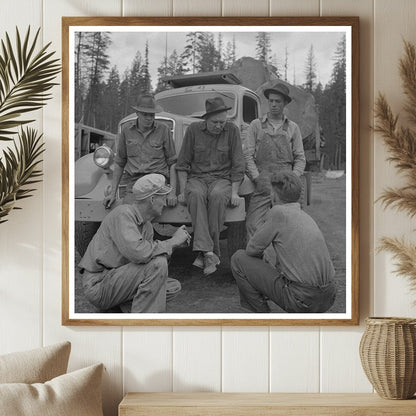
<box><xmin>115</xmin><ymin>120</ymin><xmax>177</xmax><ymax>178</ymax></box>
<box><xmin>176</xmin><ymin>120</ymin><xmax>245</xmax><ymax>183</ymax></box>
<box><xmin>244</xmin><ymin>114</ymin><xmax>306</xmax><ymax>180</ymax></box>
<box><xmin>246</xmin><ymin>203</ymin><xmax>334</xmax><ymax>287</ymax></box>
<box><xmin>79</xmin><ymin>204</ymin><xmax>172</xmax><ymax>273</ymax></box>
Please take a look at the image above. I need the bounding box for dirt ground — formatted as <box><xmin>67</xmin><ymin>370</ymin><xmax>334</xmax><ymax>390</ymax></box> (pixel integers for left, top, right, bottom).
<box><xmin>74</xmin><ymin>172</ymin><xmax>346</xmax><ymax>314</ymax></box>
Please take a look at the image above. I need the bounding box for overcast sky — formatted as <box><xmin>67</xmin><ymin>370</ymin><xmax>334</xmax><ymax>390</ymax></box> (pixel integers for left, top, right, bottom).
<box><xmin>104</xmin><ymin>29</ymin><xmax>346</xmax><ymax>89</ymax></box>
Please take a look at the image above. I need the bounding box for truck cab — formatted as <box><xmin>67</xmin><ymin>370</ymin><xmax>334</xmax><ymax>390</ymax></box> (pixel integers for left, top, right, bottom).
<box><xmin>74</xmin><ymin>71</ymin><xmax>259</xmax><ymax>257</ymax></box>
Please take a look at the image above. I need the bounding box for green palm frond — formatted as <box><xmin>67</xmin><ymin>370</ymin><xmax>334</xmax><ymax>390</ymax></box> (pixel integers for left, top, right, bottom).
<box><xmin>0</xmin><ymin>27</ymin><xmax>61</xmax><ymax>141</ymax></box>
<box><xmin>0</xmin><ymin>127</ymin><xmax>44</xmax><ymax>223</ymax></box>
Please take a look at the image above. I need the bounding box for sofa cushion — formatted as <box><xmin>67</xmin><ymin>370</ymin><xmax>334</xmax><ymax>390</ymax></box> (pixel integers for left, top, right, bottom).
<box><xmin>0</xmin><ymin>363</ymin><xmax>104</xmax><ymax>416</ymax></box>
<box><xmin>0</xmin><ymin>341</ymin><xmax>71</xmax><ymax>384</ymax></box>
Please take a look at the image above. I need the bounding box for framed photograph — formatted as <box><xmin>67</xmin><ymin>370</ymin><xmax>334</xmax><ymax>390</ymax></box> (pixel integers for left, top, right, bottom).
<box><xmin>62</xmin><ymin>17</ymin><xmax>359</xmax><ymax>326</ymax></box>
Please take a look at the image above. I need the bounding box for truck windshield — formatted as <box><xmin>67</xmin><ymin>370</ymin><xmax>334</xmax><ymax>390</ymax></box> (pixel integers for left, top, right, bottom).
<box><xmin>157</xmin><ymin>91</ymin><xmax>236</xmax><ymax>118</ymax></box>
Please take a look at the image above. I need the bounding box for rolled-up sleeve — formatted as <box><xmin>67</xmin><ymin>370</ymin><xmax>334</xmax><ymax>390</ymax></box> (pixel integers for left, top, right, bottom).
<box><xmin>244</xmin><ymin>120</ymin><xmax>260</xmax><ymax>181</ymax></box>
<box><xmin>112</xmin><ymin>211</ymin><xmax>172</xmax><ymax>263</ymax></box>
<box><xmin>175</xmin><ymin>126</ymin><xmax>193</xmax><ymax>173</ymax></box>
<box><xmin>114</xmin><ymin>129</ymin><xmax>127</xmax><ymax>168</ymax></box>
<box><xmin>163</xmin><ymin>126</ymin><xmax>177</xmax><ymax>167</ymax></box>
<box><xmin>291</xmin><ymin>123</ymin><xmax>306</xmax><ymax>176</ymax></box>
<box><xmin>229</xmin><ymin>124</ymin><xmax>245</xmax><ymax>183</ymax></box>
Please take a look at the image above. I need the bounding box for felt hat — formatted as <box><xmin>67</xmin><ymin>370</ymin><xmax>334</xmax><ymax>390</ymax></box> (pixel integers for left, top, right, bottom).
<box><xmin>132</xmin><ymin>174</ymin><xmax>172</xmax><ymax>200</ymax></box>
<box><xmin>202</xmin><ymin>97</ymin><xmax>232</xmax><ymax>118</ymax></box>
<box><xmin>263</xmin><ymin>82</ymin><xmax>292</xmax><ymax>103</ymax></box>
<box><xmin>132</xmin><ymin>94</ymin><xmax>163</xmax><ymax>113</ymax></box>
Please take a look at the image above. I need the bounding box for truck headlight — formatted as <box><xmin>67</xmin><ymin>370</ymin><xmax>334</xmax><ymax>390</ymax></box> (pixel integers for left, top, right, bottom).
<box><xmin>93</xmin><ymin>145</ymin><xmax>114</xmax><ymax>169</ymax></box>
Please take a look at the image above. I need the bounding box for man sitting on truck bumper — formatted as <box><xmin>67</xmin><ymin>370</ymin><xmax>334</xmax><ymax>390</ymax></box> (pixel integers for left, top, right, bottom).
<box><xmin>79</xmin><ymin>174</ymin><xmax>190</xmax><ymax>313</ymax></box>
<box><xmin>176</xmin><ymin>97</ymin><xmax>245</xmax><ymax>276</ymax></box>
<box><xmin>103</xmin><ymin>94</ymin><xmax>178</xmax><ymax>209</ymax></box>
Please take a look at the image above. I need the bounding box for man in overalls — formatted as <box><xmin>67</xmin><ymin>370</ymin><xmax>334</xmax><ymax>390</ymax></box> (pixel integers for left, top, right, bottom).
<box><xmin>103</xmin><ymin>94</ymin><xmax>178</xmax><ymax>209</ymax></box>
<box><xmin>244</xmin><ymin>82</ymin><xmax>306</xmax><ymax>239</ymax></box>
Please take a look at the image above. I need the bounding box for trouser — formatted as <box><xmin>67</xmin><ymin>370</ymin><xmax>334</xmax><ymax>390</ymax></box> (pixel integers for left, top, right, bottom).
<box><xmin>230</xmin><ymin>250</ymin><xmax>336</xmax><ymax>313</ymax></box>
<box><xmin>82</xmin><ymin>256</ymin><xmax>168</xmax><ymax>313</ymax></box>
<box><xmin>186</xmin><ymin>177</ymin><xmax>231</xmax><ymax>255</ymax></box>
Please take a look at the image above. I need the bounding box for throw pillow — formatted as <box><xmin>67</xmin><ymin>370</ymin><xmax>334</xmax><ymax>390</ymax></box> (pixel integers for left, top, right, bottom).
<box><xmin>0</xmin><ymin>363</ymin><xmax>104</xmax><ymax>416</ymax></box>
<box><xmin>0</xmin><ymin>341</ymin><xmax>71</xmax><ymax>384</ymax></box>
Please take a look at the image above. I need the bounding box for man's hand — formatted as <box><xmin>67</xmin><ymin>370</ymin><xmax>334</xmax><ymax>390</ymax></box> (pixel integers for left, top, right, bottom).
<box><xmin>167</xmin><ymin>190</ymin><xmax>178</xmax><ymax>207</ymax></box>
<box><xmin>103</xmin><ymin>193</ymin><xmax>117</xmax><ymax>209</ymax></box>
<box><xmin>171</xmin><ymin>225</ymin><xmax>191</xmax><ymax>248</ymax></box>
<box><xmin>230</xmin><ymin>192</ymin><xmax>240</xmax><ymax>207</ymax></box>
<box><xmin>177</xmin><ymin>192</ymin><xmax>186</xmax><ymax>205</ymax></box>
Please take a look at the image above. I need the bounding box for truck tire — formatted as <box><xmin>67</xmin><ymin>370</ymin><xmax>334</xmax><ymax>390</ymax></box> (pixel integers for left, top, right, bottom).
<box><xmin>226</xmin><ymin>221</ymin><xmax>247</xmax><ymax>260</ymax></box>
<box><xmin>75</xmin><ymin>221</ymin><xmax>100</xmax><ymax>257</ymax></box>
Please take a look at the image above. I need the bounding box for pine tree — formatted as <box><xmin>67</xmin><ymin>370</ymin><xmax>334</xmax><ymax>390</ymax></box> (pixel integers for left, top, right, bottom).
<box><xmin>83</xmin><ymin>32</ymin><xmax>111</xmax><ymax>127</ymax></box>
<box><xmin>303</xmin><ymin>44</ymin><xmax>317</xmax><ymax>93</ymax></box>
<box><xmin>139</xmin><ymin>40</ymin><xmax>152</xmax><ymax>93</ymax></box>
<box><xmin>155</xmin><ymin>49</ymin><xmax>184</xmax><ymax>93</ymax></box>
<box><xmin>181</xmin><ymin>32</ymin><xmax>201</xmax><ymax>73</ymax></box>
<box><xmin>223</xmin><ymin>37</ymin><xmax>236</xmax><ymax>69</ymax></box>
<box><xmin>255</xmin><ymin>32</ymin><xmax>271</xmax><ymax>63</ymax></box>
<box><xmin>99</xmin><ymin>66</ymin><xmax>121</xmax><ymax>133</ymax></box>
<box><xmin>284</xmin><ymin>46</ymin><xmax>289</xmax><ymax>82</ymax></box>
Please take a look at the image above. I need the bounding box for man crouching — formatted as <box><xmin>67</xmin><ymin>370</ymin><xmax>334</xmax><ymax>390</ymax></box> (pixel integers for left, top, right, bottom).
<box><xmin>231</xmin><ymin>171</ymin><xmax>336</xmax><ymax>313</ymax></box>
<box><xmin>79</xmin><ymin>174</ymin><xmax>190</xmax><ymax>313</ymax></box>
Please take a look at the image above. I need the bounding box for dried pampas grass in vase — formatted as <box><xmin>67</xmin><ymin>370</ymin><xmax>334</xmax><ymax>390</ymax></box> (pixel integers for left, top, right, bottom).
<box><xmin>375</xmin><ymin>39</ymin><xmax>416</xmax><ymax>296</ymax></box>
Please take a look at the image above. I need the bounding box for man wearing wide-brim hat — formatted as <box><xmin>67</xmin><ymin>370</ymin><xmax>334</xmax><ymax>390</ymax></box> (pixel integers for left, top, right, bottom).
<box><xmin>244</xmin><ymin>81</ymin><xmax>306</xmax><ymax>239</ymax></box>
<box><xmin>103</xmin><ymin>94</ymin><xmax>178</xmax><ymax>209</ymax></box>
<box><xmin>80</xmin><ymin>174</ymin><xmax>190</xmax><ymax>313</ymax></box>
<box><xmin>176</xmin><ymin>97</ymin><xmax>245</xmax><ymax>276</ymax></box>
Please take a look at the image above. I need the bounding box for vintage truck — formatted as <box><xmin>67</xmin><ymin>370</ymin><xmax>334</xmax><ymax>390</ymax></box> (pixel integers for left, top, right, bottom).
<box><xmin>74</xmin><ymin>70</ymin><xmax>317</xmax><ymax>258</ymax></box>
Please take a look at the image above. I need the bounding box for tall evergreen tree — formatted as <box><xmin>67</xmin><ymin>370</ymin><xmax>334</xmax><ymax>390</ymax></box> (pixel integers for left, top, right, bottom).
<box><xmin>303</xmin><ymin>44</ymin><xmax>317</xmax><ymax>93</ymax></box>
<box><xmin>139</xmin><ymin>40</ymin><xmax>152</xmax><ymax>93</ymax></box>
<box><xmin>83</xmin><ymin>32</ymin><xmax>111</xmax><ymax>127</ymax></box>
<box><xmin>255</xmin><ymin>32</ymin><xmax>271</xmax><ymax>63</ymax></box>
<box><xmin>99</xmin><ymin>66</ymin><xmax>121</xmax><ymax>133</ymax></box>
<box><xmin>223</xmin><ymin>37</ymin><xmax>236</xmax><ymax>69</ymax></box>
<box><xmin>284</xmin><ymin>46</ymin><xmax>289</xmax><ymax>82</ymax></box>
<box><xmin>155</xmin><ymin>49</ymin><xmax>184</xmax><ymax>93</ymax></box>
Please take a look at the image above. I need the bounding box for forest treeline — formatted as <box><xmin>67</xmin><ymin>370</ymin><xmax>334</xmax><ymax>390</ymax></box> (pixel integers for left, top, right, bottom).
<box><xmin>75</xmin><ymin>31</ymin><xmax>346</xmax><ymax>169</ymax></box>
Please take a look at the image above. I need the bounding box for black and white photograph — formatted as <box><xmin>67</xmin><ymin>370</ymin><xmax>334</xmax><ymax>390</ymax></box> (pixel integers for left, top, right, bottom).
<box><xmin>63</xmin><ymin>17</ymin><xmax>358</xmax><ymax>325</ymax></box>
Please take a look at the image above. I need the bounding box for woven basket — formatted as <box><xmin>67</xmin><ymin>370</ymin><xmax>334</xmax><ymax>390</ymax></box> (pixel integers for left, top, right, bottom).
<box><xmin>359</xmin><ymin>317</ymin><xmax>416</xmax><ymax>399</ymax></box>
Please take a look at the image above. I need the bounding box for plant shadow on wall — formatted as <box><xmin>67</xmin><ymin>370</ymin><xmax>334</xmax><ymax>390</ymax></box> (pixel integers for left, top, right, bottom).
<box><xmin>375</xmin><ymin>40</ymin><xmax>416</xmax><ymax>291</ymax></box>
<box><xmin>0</xmin><ymin>27</ymin><xmax>60</xmax><ymax>224</ymax></box>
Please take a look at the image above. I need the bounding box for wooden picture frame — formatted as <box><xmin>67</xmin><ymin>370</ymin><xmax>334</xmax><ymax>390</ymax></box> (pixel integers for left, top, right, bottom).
<box><xmin>62</xmin><ymin>16</ymin><xmax>359</xmax><ymax>326</ymax></box>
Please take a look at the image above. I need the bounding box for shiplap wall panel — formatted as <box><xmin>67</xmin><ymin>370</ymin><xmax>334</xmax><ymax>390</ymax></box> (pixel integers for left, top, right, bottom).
<box><xmin>173</xmin><ymin>327</ymin><xmax>221</xmax><ymax>392</ymax></box>
<box><xmin>222</xmin><ymin>327</ymin><xmax>269</xmax><ymax>392</ymax></box>
<box><xmin>123</xmin><ymin>0</ymin><xmax>172</xmax><ymax>16</ymax></box>
<box><xmin>0</xmin><ymin>0</ymin><xmax>43</xmax><ymax>355</ymax></box>
<box><xmin>267</xmin><ymin>0</ymin><xmax>322</xmax><ymax>395</ymax></box>
<box><xmin>270</xmin><ymin>0</ymin><xmax>320</xmax><ymax>16</ymax></box>
<box><xmin>319</xmin><ymin>0</ymin><xmax>374</xmax><ymax>393</ymax></box>
<box><xmin>270</xmin><ymin>327</ymin><xmax>320</xmax><ymax>392</ymax></box>
<box><xmin>374</xmin><ymin>0</ymin><xmax>416</xmax><ymax>317</ymax></box>
<box><xmin>42</xmin><ymin>2</ymin><xmax>124</xmax><ymax>415</ymax></box>
<box><xmin>124</xmin><ymin>328</ymin><xmax>173</xmax><ymax>393</ymax></box>
<box><xmin>222</xmin><ymin>0</ymin><xmax>270</xmax><ymax>17</ymax></box>
<box><xmin>220</xmin><ymin>0</ymin><xmax>271</xmax><ymax>396</ymax></box>
<box><xmin>173</xmin><ymin>0</ymin><xmax>222</xmax><ymax>16</ymax></box>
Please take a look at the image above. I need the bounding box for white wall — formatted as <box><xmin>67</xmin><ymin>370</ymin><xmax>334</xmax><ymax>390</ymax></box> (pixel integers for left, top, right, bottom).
<box><xmin>1</xmin><ymin>1</ymin><xmax>416</xmax><ymax>415</ymax></box>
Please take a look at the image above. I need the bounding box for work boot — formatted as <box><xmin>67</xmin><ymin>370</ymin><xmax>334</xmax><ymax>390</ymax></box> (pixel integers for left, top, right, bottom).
<box><xmin>192</xmin><ymin>252</ymin><xmax>204</xmax><ymax>269</ymax></box>
<box><xmin>203</xmin><ymin>252</ymin><xmax>220</xmax><ymax>276</ymax></box>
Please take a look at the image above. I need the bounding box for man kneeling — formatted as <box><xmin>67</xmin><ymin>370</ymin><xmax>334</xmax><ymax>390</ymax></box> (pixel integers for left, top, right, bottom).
<box><xmin>231</xmin><ymin>171</ymin><xmax>336</xmax><ymax>313</ymax></box>
<box><xmin>79</xmin><ymin>174</ymin><xmax>190</xmax><ymax>313</ymax></box>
